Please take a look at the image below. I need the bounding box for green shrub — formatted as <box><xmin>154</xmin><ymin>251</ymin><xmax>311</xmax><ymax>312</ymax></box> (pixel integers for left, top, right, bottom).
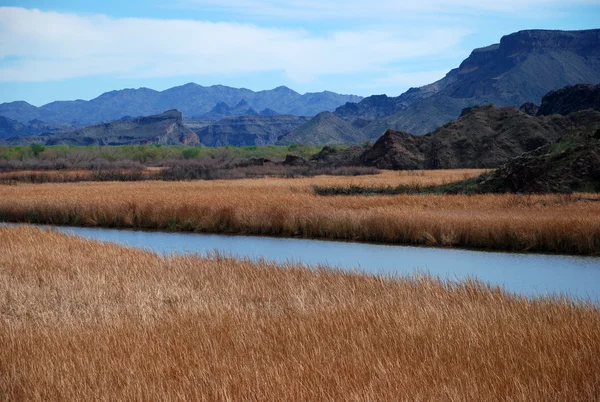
<box><xmin>30</xmin><ymin>144</ymin><xmax>45</xmax><ymax>157</ymax></box>
<box><xmin>181</xmin><ymin>147</ymin><xmax>201</xmax><ymax>160</ymax></box>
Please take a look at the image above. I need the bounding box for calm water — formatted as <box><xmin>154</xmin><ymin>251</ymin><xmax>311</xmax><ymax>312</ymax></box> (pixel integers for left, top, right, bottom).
<box><xmin>3</xmin><ymin>223</ymin><xmax>600</xmax><ymax>301</ymax></box>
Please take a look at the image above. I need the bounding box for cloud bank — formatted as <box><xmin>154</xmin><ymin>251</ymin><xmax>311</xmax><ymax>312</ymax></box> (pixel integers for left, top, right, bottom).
<box><xmin>0</xmin><ymin>7</ymin><xmax>467</xmax><ymax>83</ymax></box>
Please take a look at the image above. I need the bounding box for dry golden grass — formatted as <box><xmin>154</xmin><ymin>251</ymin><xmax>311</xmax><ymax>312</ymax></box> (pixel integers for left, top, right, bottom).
<box><xmin>0</xmin><ymin>169</ymin><xmax>90</xmax><ymax>178</ymax></box>
<box><xmin>0</xmin><ymin>170</ymin><xmax>599</xmax><ymax>254</ymax></box>
<box><xmin>0</xmin><ymin>167</ymin><xmax>168</xmax><ymax>178</ymax></box>
<box><xmin>1</xmin><ymin>225</ymin><xmax>599</xmax><ymax>401</ymax></box>
<box><xmin>0</xmin><ymin>167</ymin><xmax>477</xmax><ymax>184</ymax></box>
<box><xmin>0</xmin><ymin>168</ymin><xmax>158</xmax><ymax>183</ymax></box>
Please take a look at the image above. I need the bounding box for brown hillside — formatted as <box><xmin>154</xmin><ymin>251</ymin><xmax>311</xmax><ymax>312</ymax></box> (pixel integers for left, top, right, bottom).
<box><xmin>361</xmin><ymin>105</ymin><xmax>600</xmax><ymax>169</ymax></box>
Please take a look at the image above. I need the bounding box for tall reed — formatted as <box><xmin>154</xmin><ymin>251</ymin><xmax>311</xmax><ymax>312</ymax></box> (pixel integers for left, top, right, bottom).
<box><xmin>0</xmin><ymin>170</ymin><xmax>598</xmax><ymax>254</ymax></box>
<box><xmin>1</xmin><ymin>226</ymin><xmax>599</xmax><ymax>401</ymax></box>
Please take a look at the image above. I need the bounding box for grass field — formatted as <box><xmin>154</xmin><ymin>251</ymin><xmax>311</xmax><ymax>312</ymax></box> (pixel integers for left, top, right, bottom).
<box><xmin>1</xmin><ymin>225</ymin><xmax>599</xmax><ymax>401</ymax></box>
<box><xmin>1</xmin><ymin>170</ymin><xmax>599</xmax><ymax>254</ymax></box>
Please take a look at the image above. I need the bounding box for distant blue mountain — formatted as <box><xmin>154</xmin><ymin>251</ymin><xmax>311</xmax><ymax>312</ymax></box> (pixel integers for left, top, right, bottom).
<box><xmin>0</xmin><ymin>84</ymin><xmax>363</xmax><ymax>126</ymax></box>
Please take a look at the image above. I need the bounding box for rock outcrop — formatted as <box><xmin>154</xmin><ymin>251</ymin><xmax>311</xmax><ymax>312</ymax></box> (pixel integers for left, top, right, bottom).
<box><xmin>476</xmin><ymin>129</ymin><xmax>600</xmax><ymax>193</ymax></box>
<box><xmin>360</xmin><ymin>130</ymin><xmax>426</xmax><ymax>170</ymax></box>
<box><xmin>310</xmin><ymin>145</ymin><xmax>365</xmax><ymax>166</ymax></box>
<box><xmin>32</xmin><ymin>109</ymin><xmax>200</xmax><ymax>146</ymax></box>
<box><xmin>536</xmin><ymin>84</ymin><xmax>600</xmax><ymax>116</ymax></box>
<box><xmin>519</xmin><ymin>103</ymin><xmax>540</xmax><ymax>116</ymax></box>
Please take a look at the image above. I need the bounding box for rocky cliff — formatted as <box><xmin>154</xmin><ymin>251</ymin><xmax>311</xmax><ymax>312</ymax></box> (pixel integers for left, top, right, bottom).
<box><xmin>338</xmin><ymin>29</ymin><xmax>600</xmax><ymax>137</ymax></box>
<box><xmin>20</xmin><ymin>110</ymin><xmax>201</xmax><ymax>146</ymax></box>
<box><xmin>536</xmin><ymin>84</ymin><xmax>600</xmax><ymax>116</ymax></box>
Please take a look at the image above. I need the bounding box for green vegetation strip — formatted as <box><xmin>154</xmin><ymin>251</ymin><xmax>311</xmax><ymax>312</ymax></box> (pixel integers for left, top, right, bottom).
<box><xmin>0</xmin><ymin>144</ymin><xmax>344</xmax><ymax>163</ymax></box>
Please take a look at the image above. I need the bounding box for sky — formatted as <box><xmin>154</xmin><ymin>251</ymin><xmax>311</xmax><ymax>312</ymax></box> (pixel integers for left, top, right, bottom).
<box><xmin>0</xmin><ymin>1</ymin><xmax>598</xmax><ymax>106</ymax></box>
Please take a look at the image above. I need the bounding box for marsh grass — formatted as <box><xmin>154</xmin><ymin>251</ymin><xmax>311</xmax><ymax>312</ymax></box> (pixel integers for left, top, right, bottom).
<box><xmin>1</xmin><ymin>225</ymin><xmax>599</xmax><ymax>401</ymax></box>
<box><xmin>0</xmin><ymin>164</ymin><xmax>379</xmax><ymax>184</ymax></box>
<box><xmin>312</xmin><ymin>183</ymin><xmax>428</xmax><ymax>195</ymax></box>
<box><xmin>0</xmin><ymin>170</ymin><xmax>599</xmax><ymax>254</ymax></box>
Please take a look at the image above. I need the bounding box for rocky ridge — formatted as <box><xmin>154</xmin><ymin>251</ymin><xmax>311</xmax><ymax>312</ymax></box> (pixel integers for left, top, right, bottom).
<box><xmin>335</xmin><ymin>29</ymin><xmax>600</xmax><ymax>137</ymax></box>
<box><xmin>12</xmin><ymin>110</ymin><xmax>201</xmax><ymax>146</ymax></box>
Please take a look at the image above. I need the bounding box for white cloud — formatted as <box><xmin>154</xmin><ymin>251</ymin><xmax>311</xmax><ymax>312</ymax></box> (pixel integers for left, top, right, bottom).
<box><xmin>0</xmin><ymin>7</ymin><xmax>468</xmax><ymax>83</ymax></box>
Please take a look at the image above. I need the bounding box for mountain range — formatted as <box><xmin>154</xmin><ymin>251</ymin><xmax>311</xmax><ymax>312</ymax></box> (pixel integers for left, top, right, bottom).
<box><xmin>329</xmin><ymin>29</ymin><xmax>600</xmax><ymax>138</ymax></box>
<box><xmin>0</xmin><ymin>84</ymin><xmax>362</xmax><ymax>126</ymax></box>
<box><xmin>1</xmin><ymin>28</ymin><xmax>599</xmax><ymax>147</ymax></box>
<box><xmin>199</xmin><ymin>99</ymin><xmax>281</xmax><ymax>120</ymax></box>
<box><xmin>290</xmin><ymin>83</ymin><xmax>600</xmax><ymax>173</ymax></box>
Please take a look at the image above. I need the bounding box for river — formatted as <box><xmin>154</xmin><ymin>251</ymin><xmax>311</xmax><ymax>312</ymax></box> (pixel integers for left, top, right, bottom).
<box><xmin>3</xmin><ymin>223</ymin><xmax>600</xmax><ymax>302</ymax></box>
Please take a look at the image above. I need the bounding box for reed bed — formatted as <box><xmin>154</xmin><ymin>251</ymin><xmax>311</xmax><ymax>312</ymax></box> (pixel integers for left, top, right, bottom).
<box><xmin>0</xmin><ymin>170</ymin><xmax>599</xmax><ymax>254</ymax></box>
<box><xmin>0</xmin><ymin>169</ymin><xmax>149</xmax><ymax>183</ymax></box>
<box><xmin>0</xmin><ymin>164</ymin><xmax>378</xmax><ymax>184</ymax></box>
<box><xmin>1</xmin><ymin>225</ymin><xmax>599</xmax><ymax>401</ymax></box>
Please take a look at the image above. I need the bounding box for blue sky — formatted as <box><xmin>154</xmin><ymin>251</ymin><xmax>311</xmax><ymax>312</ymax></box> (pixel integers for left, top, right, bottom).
<box><xmin>0</xmin><ymin>0</ymin><xmax>598</xmax><ymax>106</ymax></box>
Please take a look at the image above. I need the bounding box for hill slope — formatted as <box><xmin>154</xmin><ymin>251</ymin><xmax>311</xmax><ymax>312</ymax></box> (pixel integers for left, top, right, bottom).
<box><xmin>0</xmin><ymin>84</ymin><xmax>362</xmax><ymax>126</ymax></box>
<box><xmin>472</xmin><ymin>129</ymin><xmax>600</xmax><ymax>193</ymax></box>
<box><xmin>360</xmin><ymin>105</ymin><xmax>600</xmax><ymax>169</ymax></box>
<box><xmin>197</xmin><ymin>115</ymin><xmax>310</xmax><ymax>147</ymax></box>
<box><xmin>0</xmin><ymin>116</ymin><xmax>24</xmax><ymax>140</ymax></box>
<box><xmin>277</xmin><ymin>112</ymin><xmax>368</xmax><ymax>145</ymax></box>
<box><xmin>0</xmin><ymin>116</ymin><xmax>75</xmax><ymax>140</ymax></box>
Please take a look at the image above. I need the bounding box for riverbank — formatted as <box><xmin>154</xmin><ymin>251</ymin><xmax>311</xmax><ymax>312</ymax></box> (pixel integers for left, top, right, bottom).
<box><xmin>2</xmin><ymin>225</ymin><xmax>599</xmax><ymax>400</ymax></box>
<box><xmin>0</xmin><ymin>171</ymin><xmax>598</xmax><ymax>254</ymax></box>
